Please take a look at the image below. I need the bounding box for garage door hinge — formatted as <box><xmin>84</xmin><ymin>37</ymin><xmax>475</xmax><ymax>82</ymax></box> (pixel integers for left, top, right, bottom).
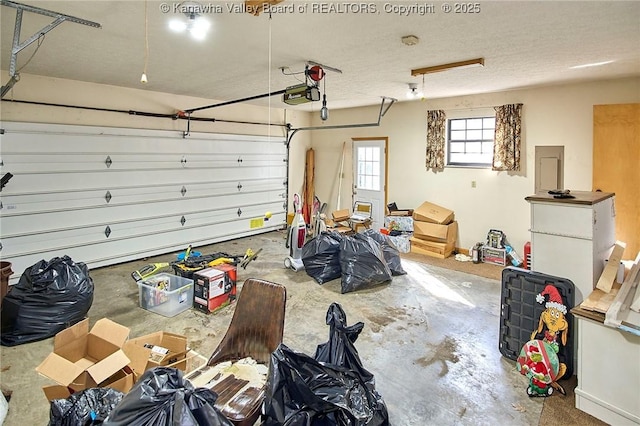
<box><xmin>105</xmin><ymin>191</ymin><xmax>112</xmax><ymax>203</ymax></box>
<box><xmin>180</xmin><ymin>216</ymin><xmax>186</xmax><ymax>226</ymax></box>
<box><xmin>283</xmin><ymin>180</ymin><xmax>288</xmax><ymax>186</ymax></box>
<box><xmin>181</xmin><ymin>156</ymin><xmax>187</xmax><ymax>166</ymax></box>
<box><xmin>181</xmin><ymin>186</ymin><xmax>187</xmax><ymax>196</ymax></box>
<box><xmin>237</xmin><ymin>208</ymin><xmax>242</xmax><ymax>217</ymax></box>
<box><xmin>237</xmin><ymin>182</ymin><xmax>243</xmax><ymax>191</ymax></box>
<box><xmin>105</xmin><ymin>156</ymin><xmax>112</xmax><ymax>168</ymax></box>
<box><xmin>104</xmin><ymin>226</ymin><xmax>111</xmax><ymax>238</ymax></box>
<box><xmin>282</xmin><ymin>202</ymin><xmax>287</xmax><ymax>210</ymax></box>
<box><xmin>237</xmin><ymin>156</ymin><xmax>243</xmax><ymax>163</ymax></box>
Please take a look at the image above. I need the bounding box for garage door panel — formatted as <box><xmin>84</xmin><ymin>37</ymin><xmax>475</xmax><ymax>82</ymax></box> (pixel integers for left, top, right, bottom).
<box><xmin>3</xmin><ymin>166</ymin><xmax>285</xmax><ymax>193</ymax></box>
<box><xmin>1</xmin><ymin>189</ymin><xmax>286</xmax><ymax>234</ymax></box>
<box><xmin>2</xmin><ymin>206</ymin><xmax>285</xmax><ymax>257</ymax></box>
<box><xmin>1</xmin><ymin>180</ymin><xmax>285</xmax><ymax>214</ymax></box>
<box><xmin>0</xmin><ymin>122</ymin><xmax>288</xmax><ymax>283</ymax></box>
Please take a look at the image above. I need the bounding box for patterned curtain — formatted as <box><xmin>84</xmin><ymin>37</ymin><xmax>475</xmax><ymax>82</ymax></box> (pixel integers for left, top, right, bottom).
<box><xmin>426</xmin><ymin>110</ymin><xmax>446</xmax><ymax>170</ymax></box>
<box><xmin>492</xmin><ymin>104</ymin><xmax>523</xmax><ymax>171</ymax></box>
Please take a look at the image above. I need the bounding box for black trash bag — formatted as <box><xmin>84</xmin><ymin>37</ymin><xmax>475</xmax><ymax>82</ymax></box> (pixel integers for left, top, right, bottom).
<box><xmin>361</xmin><ymin>230</ymin><xmax>406</xmax><ymax>276</ymax></box>
<box><xmin>49</xmin><ymin>387</ymin><xmax>124</xmax><ymax>426</ymax></box>
<box><xmin>339</xmin><ymin>234</ymin><xmax>392</xmax><ymax>294</ymax></box>
<box><xmin>263</xmin><ymin>303</ymin><xmax>389</xmax><ymax>426</ymax></box>
<box><xmin>1</xmin><ymin>255</ymin><xmax>94</xmax><ymax>346</ymax></box>
<box><xmin>302</xmin><ymin>232</ymin><xmax>344</xmax><ymax>284</ymax></box>
<box><xmin>103</xmin><ymin>367</ymin><xmax>232</xmax><ymax>426</ymax></box>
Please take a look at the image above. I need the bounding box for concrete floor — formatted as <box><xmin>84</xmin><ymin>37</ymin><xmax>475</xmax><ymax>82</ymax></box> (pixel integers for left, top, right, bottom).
<box><xmin>0</xmin><ymin>230</ymin><xmax>545</xmax><ymax>425</ymax></box>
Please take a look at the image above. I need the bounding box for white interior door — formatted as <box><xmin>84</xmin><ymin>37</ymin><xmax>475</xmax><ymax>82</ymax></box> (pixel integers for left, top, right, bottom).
<box><xmin>352</xmin><ymin>139</ymin><xmax>386</xmax><ymax>231</ymax></box>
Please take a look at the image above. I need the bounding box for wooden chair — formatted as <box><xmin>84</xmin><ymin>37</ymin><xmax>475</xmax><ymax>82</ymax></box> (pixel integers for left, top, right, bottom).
<box><xmin>207</xmin><ymin>278</ymin><xmax>286</xmax><ymax>426</ymax></box>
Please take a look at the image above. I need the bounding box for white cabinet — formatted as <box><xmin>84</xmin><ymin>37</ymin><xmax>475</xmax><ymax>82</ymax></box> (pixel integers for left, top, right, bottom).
<box><xmin>573</xmin><ymin>312</ymin><xmax>640</xmax><ymax>425</ymax></box>
<box><xmin>526</xmin><ymin>191</ymin><xmax>616</xmax><ymax>305</ymax></box>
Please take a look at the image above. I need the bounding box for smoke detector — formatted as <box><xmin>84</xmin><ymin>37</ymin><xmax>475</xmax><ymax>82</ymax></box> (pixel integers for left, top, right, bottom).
<box><xmin>401</xmin><ymin>35</ymin><xmax>419</xmax><ymax>46</ymax></box>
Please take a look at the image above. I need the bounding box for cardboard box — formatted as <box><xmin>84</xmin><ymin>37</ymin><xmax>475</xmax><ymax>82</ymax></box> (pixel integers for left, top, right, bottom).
<box><xmin>36</xmin><ymin>318</ymin><xmax>133</xmax><ymax>399</ymax></box>
<box><xmin>410</xmin><ymin>237</ymin><xmax>455</xmax><ymax>259</ymax></box>
<box><xmin>194</xmin><ymin>268</ymin><xmax>226</xmax><ymax>300</ymax></box>
<box><xmin>193</xmin><ymin>265</ymin><xmax>237</xmax><ymax>314</ymax></box>
<box><xmin>332</xmin><ymin>209</ymin><xmax>350</xmax><ymax>222</ymax></box>
<box><xmin>482</xmin><ymin>247</ymin><xmax>506</xmax><ymax>266</ymax></box>
<box><xmin>123</xmin><ymin>331</ymin><xmax>188</xmax><ymax>377</ymax></box>
<box><xmin>413</xmin><ymin>201</ymin><xmax>454</xmax><ymax>224</ymax></box>
<box><xmin>413</xmin><ymin>221</ymin><xmax>458</xmax><ymax>243</ymax></box>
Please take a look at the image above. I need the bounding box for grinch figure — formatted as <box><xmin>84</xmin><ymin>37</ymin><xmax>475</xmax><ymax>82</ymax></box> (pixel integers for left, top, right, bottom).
<box><xmin>517</xmin><ymin>284</ymin><xmax>569</xmax><ymax>397</ymax></box>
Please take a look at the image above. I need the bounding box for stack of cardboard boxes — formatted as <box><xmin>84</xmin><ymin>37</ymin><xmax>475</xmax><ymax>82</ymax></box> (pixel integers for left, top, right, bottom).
<box><xmin>410</xmin><ymin>201</ymin><xmax>458</xmax><ymax>259</ymax></box>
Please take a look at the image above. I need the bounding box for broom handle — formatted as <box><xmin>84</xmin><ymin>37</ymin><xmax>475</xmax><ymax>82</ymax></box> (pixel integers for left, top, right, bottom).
<box><xmin>337</xmin><ymin>141</ymin><xmax>346</xmax><ymax>210</ymax></box>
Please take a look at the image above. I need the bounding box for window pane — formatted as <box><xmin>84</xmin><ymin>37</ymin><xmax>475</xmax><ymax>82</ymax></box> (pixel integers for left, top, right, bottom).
<box><xmin>372</xmin><ymin>176</ymin><xmax>380</xmax><ymax>191</ymax></box>
<box><xmin>450</xmin><ymin>119</ymin><xmax>466</xmax><ymax>130</ymax></box>
<box><xmin>450</xmin><ymin>142</ymin><xmax>465</xmax><ymax>153</ymax></box>
<box><xmin>467</xmin><ymin>142</ymin><xmax>482</xmax><ymax>153</ymax></box>
<box><xmin>365</xmin><ymin>176</ymin><xmax>373</xmax><ymax>189</ymax></box>
<box><xmin>483</xmin><ymin>129</ymin><xmax>494</xmax><ymax>140</ymax></box>
<box><xmin>373</xmin><ymin>148</ymin><xmax>380</xmax><ymax>162</ymax></box>
<box><xmin>467</xmin><ymin>130</ymin><xmax>482</xmax><ymax>140</ymax></box>
<box><xmin>449</xmin><ymin>153</ymin><xmax>468</xmax><ymax>163</ymax></box>
<box><xmin>365</xmin><ymin>162</ymin><xmax>372</xmax><ymax>175</ymax></box>
<box><xmin>451</xmin><ymin>130</ymin><xmax>466</xmax><ymax>140</ymax></box>
<box><xmin>358</xmin><ymin>176</ymin><xmax>365</xmax><ymax>188</ymax></box>
<box><xmin>447</xmin><ymin>116</ymin><xmax>494</xmax><ymax>167</ymax></box>
<box><xmin>483</xmin><ymin>117</ymin><xmax>495</xmax><ymax>129</ymax></box>
<box><xmin>465</xmin><ymin>153</ymin><xmax>488</xmax><ymax>163</ymax></box>
<box><xmin>467</xmin><ymin>118</ymin><xmax>483</xmax><ymax>129</ymax></box>
<box><xmin>358</xmin><ymin>147</ymin><xmax>366</xmax><ymax>160</ymax></box>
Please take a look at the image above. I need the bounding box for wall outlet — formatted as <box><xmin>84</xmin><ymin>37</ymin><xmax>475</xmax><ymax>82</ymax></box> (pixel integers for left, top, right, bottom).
<box><xmin>471</xmin><ymin>180</ymin><xmax>477</xmax><ymax>188</ymax></box>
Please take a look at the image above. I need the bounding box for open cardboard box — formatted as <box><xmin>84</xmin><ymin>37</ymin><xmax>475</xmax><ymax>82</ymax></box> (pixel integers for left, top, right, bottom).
<box><xmin>123</xmin><ymin>331</ymin><xmax>188</xmax><ymax>378</ymax></box>
<box><xmin>36</xmin><ymin>318</ymin><xmax>133</xmax><ymax>400</ymax></box>
<box><xmin>413</xmin><ymin>201</ymin><xmax>454</xmax><ymax>224</ymax></box>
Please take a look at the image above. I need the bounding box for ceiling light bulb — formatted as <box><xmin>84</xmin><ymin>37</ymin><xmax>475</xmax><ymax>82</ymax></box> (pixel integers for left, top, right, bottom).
<box><xmin>320</xmin><ymin>94</ymin><xmax>328</xmax><ymax>121</ymax></box>
<box><xmin>189</xmin><ymin>17</ymin><xmax>210</xmax><ymax>40</ymax></box>
<box><xmin>407</xmin><ymin>83</ymin><xmax>422</xmax><ymax>99</ymax></box>
<box><xmin>140</xmin><ymin>72</ymin><xmax>148</xmax><ymax>84</ymax></box>
<box><xmin>169</xmin><ymin>19</ymin><xmax>187</xmax><ymax>32</ymax></box>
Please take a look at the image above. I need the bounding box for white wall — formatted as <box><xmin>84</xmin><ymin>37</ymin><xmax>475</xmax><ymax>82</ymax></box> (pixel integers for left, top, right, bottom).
<box><xmin>309</xmin><ymin>77</ymin><xmax>640</xmax><ymax>254</ymax></box>
<box><xmin>0</xmin><ymin>71</ymin><xmax>311</xmax><ymax>212</ymax></box>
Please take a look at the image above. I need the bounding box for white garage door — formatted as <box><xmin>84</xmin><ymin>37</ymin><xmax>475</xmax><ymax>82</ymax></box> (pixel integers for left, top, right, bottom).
<box><xmin>0</xmin><ymin>122</ymin><xmax>287</xmax><ymax>283</ymax></box>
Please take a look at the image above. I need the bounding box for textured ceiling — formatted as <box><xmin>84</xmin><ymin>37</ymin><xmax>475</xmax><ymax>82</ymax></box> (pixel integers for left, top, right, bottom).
<box><xmin>1</xmin><ymin>0</ymin><xmax>639</xmax><ymax>115</ymax></box>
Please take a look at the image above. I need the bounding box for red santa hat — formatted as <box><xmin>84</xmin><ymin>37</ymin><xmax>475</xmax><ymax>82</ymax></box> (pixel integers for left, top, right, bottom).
<box><xmin>536</xmin><ymin>284</ymin><xmax>567</xmax><ymax>314</ymax></box>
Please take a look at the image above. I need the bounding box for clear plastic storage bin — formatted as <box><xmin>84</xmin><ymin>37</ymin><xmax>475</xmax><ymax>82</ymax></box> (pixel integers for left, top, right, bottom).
<box><xmin>138</xmin><ymin>273</ymin><xmax>194</xmax><ymax>317</ymax></box>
